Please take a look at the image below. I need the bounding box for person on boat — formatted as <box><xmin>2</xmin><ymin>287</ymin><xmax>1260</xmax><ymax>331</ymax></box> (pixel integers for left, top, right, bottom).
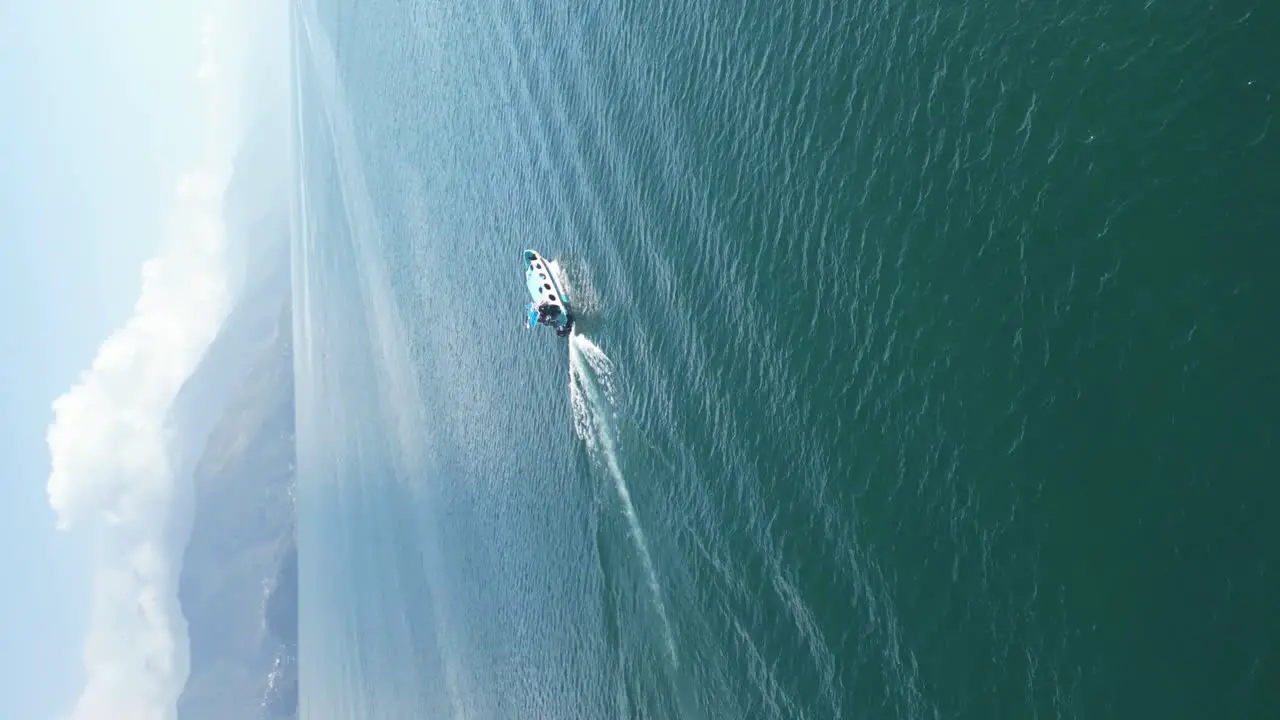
<box><xmin>537</xmin><ymin>302</ymin><xmax>561</xmax><ymax>324</ymax></box>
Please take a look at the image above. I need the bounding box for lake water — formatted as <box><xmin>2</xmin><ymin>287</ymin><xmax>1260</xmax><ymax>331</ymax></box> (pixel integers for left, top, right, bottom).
<box><xmin>290</xmin><ymin>0</ymin><xmax>1279</xmax><ymax>717</ymax></box>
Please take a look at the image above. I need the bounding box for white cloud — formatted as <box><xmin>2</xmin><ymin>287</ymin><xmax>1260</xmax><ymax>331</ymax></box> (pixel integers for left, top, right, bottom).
<box><xmin>45</xmin><ymin>7</ymin><xmax>245</xmax><ymax>719</ymax></box>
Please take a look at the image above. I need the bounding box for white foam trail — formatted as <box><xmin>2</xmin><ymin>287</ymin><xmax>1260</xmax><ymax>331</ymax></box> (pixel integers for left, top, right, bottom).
<box><xmin>568</xmin><ymin>333</ymin><xmax>679</xmax><ymax>671</ymax></box>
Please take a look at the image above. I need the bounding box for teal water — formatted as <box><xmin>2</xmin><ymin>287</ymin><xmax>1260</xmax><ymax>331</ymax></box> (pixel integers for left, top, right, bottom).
<box><xmin>290</xmin><ymin>0</ymin><xmax>1279</xmax><ymax>717</ymax></box>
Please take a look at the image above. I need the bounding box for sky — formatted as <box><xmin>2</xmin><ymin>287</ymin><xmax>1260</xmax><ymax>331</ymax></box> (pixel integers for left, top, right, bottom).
<box><xmin>0</xmin><ymin>1</ymin><xmax>264</xmax><ymax>718</ymax></box>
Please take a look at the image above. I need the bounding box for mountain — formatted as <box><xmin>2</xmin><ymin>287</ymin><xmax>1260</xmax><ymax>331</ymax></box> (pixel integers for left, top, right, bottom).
<box><xmin>173</xmin><ymin>296</ymin><xmax>296</xmax><ymax>720</ymax></box>
<box><xmin>261</xmin><ymin>540</ymin><xmax>300</xmax><ymax>718</ymax></box>
<box><xmin>164</xmin><ymin>99</ymin><xmax>291</xmax><ymax>520</ymax></box>
<box><xmin>165</xmin><ymin>100</ymin><xmax>298</xmax><ymax>718</ymax></box>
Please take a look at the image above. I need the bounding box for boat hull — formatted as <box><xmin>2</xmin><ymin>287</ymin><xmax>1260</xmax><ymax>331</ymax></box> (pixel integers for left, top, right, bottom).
<box><xmin>524</xmin><ymin>249</ymin><xmax>574</xmax><ymax>336</ymax></box>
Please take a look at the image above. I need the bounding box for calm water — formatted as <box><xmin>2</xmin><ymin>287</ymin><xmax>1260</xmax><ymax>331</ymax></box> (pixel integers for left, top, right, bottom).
<box><xmin>290</xmin><ymin>0</ymin><xmax>1279</xmax><ymax>717</ymax></box>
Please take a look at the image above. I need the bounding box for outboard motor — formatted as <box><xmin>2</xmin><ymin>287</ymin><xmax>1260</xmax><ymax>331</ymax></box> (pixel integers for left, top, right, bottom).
<box><xmin>556</xmin><ymin>312</ymin><xmax>575</xmax><ymax>337</ymax></box>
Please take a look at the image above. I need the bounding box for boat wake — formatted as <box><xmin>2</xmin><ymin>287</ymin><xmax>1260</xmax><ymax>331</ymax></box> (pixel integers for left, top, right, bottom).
<box><xmin>568</xmin><ymin>332</ymin><xmax>679</xmax><ymax>672</ymax></box>
<box><xmin>547</xmin><ymin>258</ymin><xmax>602</xmax><ymax>320</ymax></box>
<box><xmin>567</xmin><ymin>334</ymin><xmax>618</xmax><ymax>449</ymax></box>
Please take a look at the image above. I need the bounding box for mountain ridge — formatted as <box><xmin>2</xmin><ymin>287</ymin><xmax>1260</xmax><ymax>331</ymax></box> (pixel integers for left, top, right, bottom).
<box><xmin>165</xmin><ymin>99</ymin><xmax>298</xmax><ymax>720</ymax></box>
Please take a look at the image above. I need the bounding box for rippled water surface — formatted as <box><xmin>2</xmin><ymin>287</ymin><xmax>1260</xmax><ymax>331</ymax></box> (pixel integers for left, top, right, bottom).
<box><xmin>290</xmin><ymin>0</ymin><xmax>1280</xmax><ymax>717</ymax></box>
